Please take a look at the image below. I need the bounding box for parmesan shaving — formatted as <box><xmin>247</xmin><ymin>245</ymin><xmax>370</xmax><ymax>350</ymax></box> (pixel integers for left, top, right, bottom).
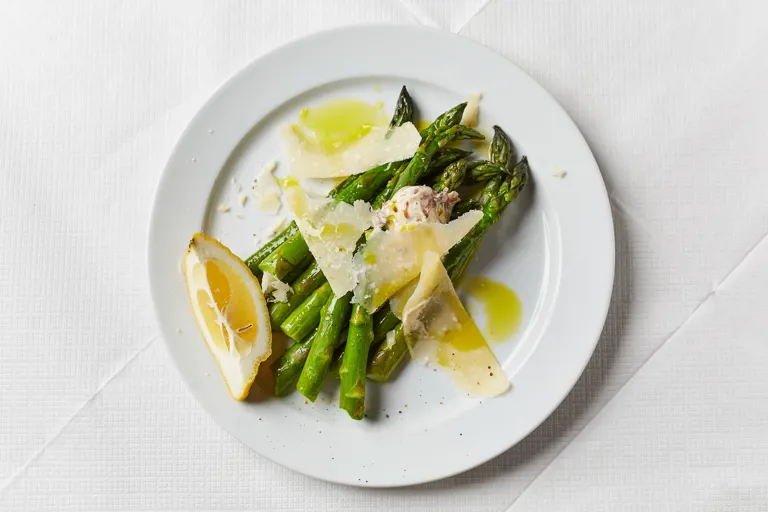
<box><xmin>264</xmin><ymin>217</ymin><xmax>289</xmax><ymax>239</ymax></box>
<box><xmin>352</xmin><ymin>211</ymin><xmax>482</xmax><ymax>312</ymax></box>
<box><xmin>251</xmin><ymin>160</ymin><xmax>282</xmax><ymax>213</ymax></box>
<box><xmin>550</xmin><ymin>167</ymin><xmax>567</xmax><ymax>178</ymax></box>
<box><xmin>402</xmin><ymin>251</ymin><xmax>509</xmax><ymax>397</ymax></box>
<box><xmin>261</xmin><ymin>272</ymin><xmax>292</xmax><ymax>303</ymax></box>
<box><xmin>462</xmin><ymin>93</ymin><xmax>482</xmax><ymax>127</ymax></box>
<box><xmin>284</xmin><ymin>184</ymin><xmax>372</xmax><ymax>296</ymax></box>
<box><xmin>281</xmin><ymin>122</ymin><xmax>420</xmax><ymax>178</ymax></box>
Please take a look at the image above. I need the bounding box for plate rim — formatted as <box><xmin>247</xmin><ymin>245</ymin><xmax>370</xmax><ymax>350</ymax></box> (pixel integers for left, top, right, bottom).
<box><xmin>148</xmin><ymin>22</ymin><xmax>615</xmax><ymax>487</ymax></box>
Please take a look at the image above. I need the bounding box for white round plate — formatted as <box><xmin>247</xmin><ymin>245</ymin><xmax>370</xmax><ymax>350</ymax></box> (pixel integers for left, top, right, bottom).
<box><xmin>148</xmin><ymin>24</ymin><xmax>614</xmax><ymax>487</ymax></box>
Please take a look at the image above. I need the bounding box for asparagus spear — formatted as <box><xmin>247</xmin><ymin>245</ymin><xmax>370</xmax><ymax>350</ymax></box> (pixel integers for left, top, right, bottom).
<box><xmin>268</xmin><ymin>262</ymin><xmax>327</xmax><ymax>325</ymax></box>
<box><xmin>419</xmin><ymin>102</ymin><xmax>467</xmax><ymax>144</ymax></box>
<box><xmin>428</xmin><ymin>148</ymin><xmax>472</xmax><ymax>173</ymax></box>
<box><xmin>244</xmin><ymin>222</ymin><xmax>299</xmax><ymax>280</ymax></box>
<box><xmin>339</xmin><ymin>305</ymin><xmax>374</xmax><ymax>419</ymax></box>
<box><xmin>490</xmin><ymin>125</ymin><xmax>516</xmax><ymax>167</ymax></box>
<box><xmin>329</xmin><ymin>347</ymin><xmax>344</xmax><ymax>379</ymax></box>
<box><xmin>280</xmin><ymin>281</ymin><xmax>333</xmax><ymax>340</ymax></box>
<box><xmin>296</xmin><ymin>292</ymin><xmax>353</xmax><ymax>401</ymax></box>
<box><xmin>368</xmin><ymin>159</ymin><xmax>529</xmax><ymax>382</ymax></box>
<box><xmin>432</xmin><ymin>159</ymin><xmax>468</xmax><ymax>192</ymax></box>
<box><xmin>391</xmin><ymin>124</ymin><xmax>484</xmax><ymax>193</ymax></box>
<box><xmin>390</xmin><ymin>85</ymin><xmax>414</xmax><ymax>130</ymax></box>
<box><xmin>273</xmin><ymin>330</ymin><xmax>317</xmax><ymax>397</ymax></box>
<box><xmin>451</xmin><ymin>198</ymin><xmax>480</xmax><ymax>219</ymax></box>
<box><xmin>328</xmin><ymin>301</ymin><xmax>398</xmax><ymax>381</ymax></box>
<box><xmin>446</xmin><ymin>126</ymin><xmax>516</xmax><ymax>216</ymax></box>
<box><xmin>466</xmin><ymin>160</ymin><xmax>508</xmax><ymax>182</ymax></box>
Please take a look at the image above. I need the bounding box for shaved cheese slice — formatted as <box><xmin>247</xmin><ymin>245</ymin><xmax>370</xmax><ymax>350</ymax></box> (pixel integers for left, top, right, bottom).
<box><xmin>402</xmin><ymin>251</ymin><xmax>509</xmax><ymax>397</ymax></box>
<box><xmin>462</xmin><ymin>93</ymin><xmax>482</xmax><ymax>127</ymax></box>
<box><xmin>284</xmin><ymin>184</ymin><xmax>372</xmax><ymax>296</ymax></box>
<box><xmin>261</xmin><ymin>272</ymin><xmax>291</xmax><ymax>303</ymax></box>
<box><xmin>389</xmin><ymin>278</ymin><xmax>418</xmax><ymax>320</ymax></box>
<box><xmin>252</xmin><ymin>160</ymin><xmax>281</xmax><ymax>213</ymax></box>
<box><xmin>352</xmin><ymin>210</ymin><xmax>482</xmax><ymax>312</ymax></box>
<box><xmin>281</xmin><ymin>122</ymin><xmax>420</xmax><ymax>178</ymax></box>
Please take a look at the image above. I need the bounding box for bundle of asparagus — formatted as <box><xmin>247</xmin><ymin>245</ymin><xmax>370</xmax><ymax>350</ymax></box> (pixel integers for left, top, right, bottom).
<box><xmin>244</xmin><ymin>86</ymin><xmax>529</xmax><ymax>419</ymax></box>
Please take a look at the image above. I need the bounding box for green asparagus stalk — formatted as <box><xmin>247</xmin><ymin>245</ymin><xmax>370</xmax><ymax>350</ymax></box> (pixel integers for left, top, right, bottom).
<box><xmin>391</xmin><ymin>124</ymin><xmax>484</xmax><ymax>193</ymax></box>
<box><xmin>490</xmin><ymin>125</ymin><xmax>516</xmax><ymax>167</ymax></box>
<box><xmin>339</xmin><ymin>305</ymin><xmax>374</xmax><ymax>419</ymax></box>
<box><xmin>329</xmin><ymin>347</ymin><xmax>344</xmax><ymax>379</ymax></box>
<box><xmin>432</xmin><ymin>159</ymin><xmax>468</xmax><ymax>192</ymax></box>
<box><xmin>244</xmin><ymin>222</ymin><xmax>299</xmax><ymax>279</ymax></box>
<box><xmin>451</xmin><ymin>198</ymin><xmax>480</xmax><ymax>219</ymax></box>
<box><xmin>296</xmin><ymin>292</ymin><xmax>353</xmax><ymax>401</ymax></box>
<box><xmin>280</xmin><ymin>281</ymin><xmax>333</xmax><ymax>340</ymax></box>
<box><xmin>273</xmin><ymin>330</ymin><xmax>317</xmax><ymax>397</ymax></box>
<box><xmin>419</xmin><ymin>102</ymin><xmax>467</xmax><ymax>144</ymax></box>
<box><xmin>466</xmin><ymin>160</ymin><xmax>508</xmax><ymax>182</ymax></box>
<box><xmin>374</xmin><ymin>307</ymin><xmax>400</xmax><ymax>342</ymax></box>
<box><xmin>328</xmin><ymin>302</ymin><xmax>398</xmax><ymax>381</ymax></box>
<box><xmin>268</xmin><ymin>262</ymin><xmax>327</xmax><ymax>325</ymax></box>
<box><xmin>428</xmin><ymin>148</ymin><xmax>472</xmax><ymax>173</ymax></box>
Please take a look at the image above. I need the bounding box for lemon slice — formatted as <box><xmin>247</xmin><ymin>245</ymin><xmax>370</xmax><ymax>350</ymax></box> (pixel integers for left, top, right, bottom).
<box><xmin>183</xmin><ymin>233</ymin><xmax>272</xmax><ymax>400</ymax></box>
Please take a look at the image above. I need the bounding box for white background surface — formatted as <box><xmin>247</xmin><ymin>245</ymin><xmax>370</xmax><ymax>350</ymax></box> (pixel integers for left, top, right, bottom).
<box><xmin>1</xmin><ymin>0</ymin><xmax>767</xmax><ymax>510</ymax></box>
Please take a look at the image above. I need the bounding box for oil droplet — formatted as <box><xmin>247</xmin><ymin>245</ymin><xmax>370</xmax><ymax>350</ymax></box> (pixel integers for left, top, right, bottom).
<box><xmin>292</xmin><ymin>99</ymin><xmax>388</xmax><ymax>153</ymax></box>
<box><xmin>460</xmin><ymin>276</ymin><xmax>522</xmax><ymax>343</ymax></box>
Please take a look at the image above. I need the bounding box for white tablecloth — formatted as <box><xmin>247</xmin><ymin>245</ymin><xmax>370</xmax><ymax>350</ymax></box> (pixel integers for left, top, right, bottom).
<box><xmin>2</xmin><ymin>1</ymin><xmax>767</xmax><ymax>510</ymax></box>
